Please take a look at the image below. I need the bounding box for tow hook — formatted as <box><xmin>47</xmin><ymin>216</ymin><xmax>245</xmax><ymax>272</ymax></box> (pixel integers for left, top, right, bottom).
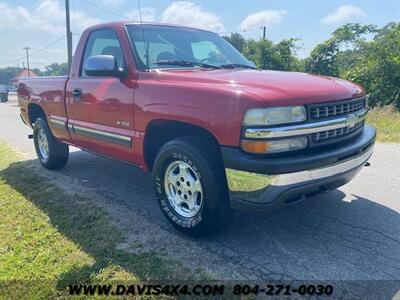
<box><xmin>28</xmin><ymin>134</ymin><xmax>33</xmax><ymax>139</ymax></box>
<box><xmin>364</xmin><ymin>162</ymin><xmax>371</xmax><ymax>167</ymax></box>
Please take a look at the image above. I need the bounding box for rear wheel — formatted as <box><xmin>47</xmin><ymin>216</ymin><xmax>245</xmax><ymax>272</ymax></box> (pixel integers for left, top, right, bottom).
<box><xmin>153</xmin><ymin>137</ymin><xmax>232</xmax><ymax>236</ymax></box>
<box><xmin>33</xmin><ymin>118</ymin><xmax>69</xmax><ymax>169</ymax></box>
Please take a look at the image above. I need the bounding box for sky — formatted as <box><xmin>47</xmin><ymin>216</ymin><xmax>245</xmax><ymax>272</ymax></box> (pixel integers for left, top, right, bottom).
<box><xmin>0</xmin><ymin>0</ymin><xmax>399</xmax><ymax>69</ymax></box>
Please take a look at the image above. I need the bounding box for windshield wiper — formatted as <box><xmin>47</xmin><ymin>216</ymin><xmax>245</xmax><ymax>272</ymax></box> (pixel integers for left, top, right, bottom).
<box><xmin>220</xmin><ymin>63</ymin><xmax>257</xmax><ymax>69</ymax></box>
<box><xmin>153</xmin><ymin>60</ymin><xmax>221</xmax><ymax>69</ymax></box>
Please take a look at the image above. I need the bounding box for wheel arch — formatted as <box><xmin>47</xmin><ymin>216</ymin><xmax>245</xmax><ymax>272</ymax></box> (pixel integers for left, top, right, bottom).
<box><xmin>28</xmin><ymin>103</ymin><xmax>46</xmax><ymax>126</ymax></box>
<box><xmin>143</xmin><ymin>119</ymin><xmax>222</xmax><ymax>171</ymax></box>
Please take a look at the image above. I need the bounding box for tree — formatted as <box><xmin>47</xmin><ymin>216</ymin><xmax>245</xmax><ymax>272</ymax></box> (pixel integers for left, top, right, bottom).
<box><xmin>305</xmin><ymin>23</ymin><xmax>376</xmax><ymax>76</ymax></box>
<box><xmin>0</xmin><ymin>67</ymin><xmax>22</xmax><ymax>85</ymax></box>
<box><xmin>223</xmin><ymin>33</ymin><xmax>247</xmax><ymax>53</ymax></box>
<box><xmin>243</xmin><ymin>38</ymin><xmax>302</xmax><ymax>71</ymax></box>
<box><xmin>0</xmin><ymin>63</ymin><xmax>68</xmax><ymax>85</ymax></box>
<box><xmin>32</xmin><ymin>68</ymin><xmax>42</xmax><ymax>76</ymax></box>
<box><xmin>343</xmin><ymin>22</ymin><xmax>400</xmax><ymax>109</ymax></box>
<box><xmin>42</xmin><ymin>63</ymin><xmax>69</xmax><ymax>76</ymax></box>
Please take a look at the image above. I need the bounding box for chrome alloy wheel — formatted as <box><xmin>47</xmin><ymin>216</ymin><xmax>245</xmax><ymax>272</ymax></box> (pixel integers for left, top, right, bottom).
<box><xmin>37</xmin><ymin>128</ymin><xmax>49</xmax><ymax>160</ymax></box>
<box><xmin>164</xmin><ymin>160</ymin><xmax>203</xmax><ymax>218</ymax></box>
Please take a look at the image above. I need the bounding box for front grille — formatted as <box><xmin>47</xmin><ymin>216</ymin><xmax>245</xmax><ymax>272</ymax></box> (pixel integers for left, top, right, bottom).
<box><xmin>312</xmin><ymin>120</ymin><xmax>364</xmax><ymax>143</ymax></box>
<box><xmin>309</xmin><ymin>97</ymin><xmax>367</xmax><ymax>120</ymax></box>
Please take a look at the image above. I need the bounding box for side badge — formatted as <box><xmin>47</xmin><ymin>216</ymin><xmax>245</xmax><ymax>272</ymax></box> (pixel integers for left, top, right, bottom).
<box><xmin>117</xmin><ymin>120</ymin><xmax>130</xmax><ymax>127</ymax></box>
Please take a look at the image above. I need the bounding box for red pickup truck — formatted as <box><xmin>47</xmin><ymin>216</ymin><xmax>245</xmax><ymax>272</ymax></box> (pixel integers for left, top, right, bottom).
<box><xmin>18</xmin><ymin>21</ymin><xmax>376</xmax><ymax>236</ymax></box>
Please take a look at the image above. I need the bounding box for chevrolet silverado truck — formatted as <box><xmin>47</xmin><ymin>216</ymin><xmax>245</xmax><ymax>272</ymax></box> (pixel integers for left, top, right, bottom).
<box><xmin>18</xmin><ymin>21</ymin><xmax>376</xmax><ymax>236</ymax></box>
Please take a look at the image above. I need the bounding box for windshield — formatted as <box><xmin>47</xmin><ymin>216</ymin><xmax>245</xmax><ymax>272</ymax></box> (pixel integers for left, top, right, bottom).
<box><xmin>126</xmin><ymin>24</ymin><xmax>254</xmax><ymax>70</ymax></box>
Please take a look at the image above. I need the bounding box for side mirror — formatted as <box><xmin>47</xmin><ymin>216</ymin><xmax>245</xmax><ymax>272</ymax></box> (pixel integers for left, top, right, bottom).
<box><xmin>84</xmin><ymin>55</ymin><xmax>127</xmax><ymax>77</ymax></box>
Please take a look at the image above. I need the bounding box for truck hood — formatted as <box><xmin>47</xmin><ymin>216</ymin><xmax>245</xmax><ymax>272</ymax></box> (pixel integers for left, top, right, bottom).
<box><xmin>156</xmin><ymin>69</ymin><xmax>365</xmax><ymax>106</ymax></box>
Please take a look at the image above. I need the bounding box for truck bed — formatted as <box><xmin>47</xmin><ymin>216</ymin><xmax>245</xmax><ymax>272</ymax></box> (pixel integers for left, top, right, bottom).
<box><xmin>18</xmin><ymin>76</ymin><xmax>68</xmax><ymax>128</ymax></box>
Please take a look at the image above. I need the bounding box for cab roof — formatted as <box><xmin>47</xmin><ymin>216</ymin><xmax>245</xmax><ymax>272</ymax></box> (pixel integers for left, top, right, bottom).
<box><xmin>84</xmin><ymin>21</ymin><xmax>215</xmax><ymax>34</ymax></box>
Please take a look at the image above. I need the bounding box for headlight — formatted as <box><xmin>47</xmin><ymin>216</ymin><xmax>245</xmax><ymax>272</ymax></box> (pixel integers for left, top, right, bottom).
<box><xmin>243</xmin><ymin>106</ymin><xmax>306</xmax><ymax>126</ymax></box>
<box><xmin>241</xmin><ymin>137</ymin><xmax>308</xmax><ymax>154</ymax></box>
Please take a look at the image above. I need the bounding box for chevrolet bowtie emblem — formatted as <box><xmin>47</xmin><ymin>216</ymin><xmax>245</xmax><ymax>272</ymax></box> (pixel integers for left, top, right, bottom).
<box><xmin>346</xmin><ymin>113</ymin><xmax>358</xmax><ymax>128</ymax></box>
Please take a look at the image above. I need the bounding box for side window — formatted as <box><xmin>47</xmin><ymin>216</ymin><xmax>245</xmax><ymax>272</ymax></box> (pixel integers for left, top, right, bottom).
<box><xmin>81</xmin><ymin>29</ymin><xmax>124</xmax><ymax>76</ymax></box>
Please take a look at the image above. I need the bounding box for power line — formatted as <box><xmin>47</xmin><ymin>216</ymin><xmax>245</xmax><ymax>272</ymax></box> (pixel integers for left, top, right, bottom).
<box><xmin>2</xmin><ymin>0</ymin><xmax>120</xmax><ymax>68</ymax></box>
<box><xmin>1</xmin><ymin>55</ymin><xmax>26</xmax><ymax>66</ymax></box>
<box><xmin>1</xmin><ymin>35</ymin><xmax>66</xmax><ymax>67</ymax></box>
<box><xmin>80</xmin><ymin>0</ymin><xmax>126</xmax><ymax>18</ymax></box>
<box><xmin>30</xmin><ymin>36</ymin><xmax>66</xmax><ymax>57</ymax></box>
<box><xmin>9</xmin><ymin>2</ymin><xmax>72</xmax><ymax>68</ymax></box>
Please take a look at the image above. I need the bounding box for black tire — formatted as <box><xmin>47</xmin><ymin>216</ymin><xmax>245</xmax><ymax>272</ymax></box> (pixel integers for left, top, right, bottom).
<box><xmin>153</xmin><ymin>137</ymin><xmax>233</xmax><ymax>236</ymax></box>
<box><xmin>33</xmin><ymin>118</ymin><xmax>69</xmax><ymax>169</ymax></box>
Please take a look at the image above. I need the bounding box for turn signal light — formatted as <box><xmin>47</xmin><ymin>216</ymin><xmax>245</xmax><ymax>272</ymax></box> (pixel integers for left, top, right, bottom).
<box><xmin>241</xmin><ymin>137</ymin><xmax>308</xmax><ymax>154</ymax></box>
<box><xmin>240</xmin><ymin>140</ymin><xmax>270</xmax><ymax>153</ymax></box>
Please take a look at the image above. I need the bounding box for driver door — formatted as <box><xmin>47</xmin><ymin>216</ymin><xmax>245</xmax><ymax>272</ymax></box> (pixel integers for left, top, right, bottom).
<box><xmin>65</xmin><ymin>28</ymin><xmax>135</xmax><ymax>163</ymax></box>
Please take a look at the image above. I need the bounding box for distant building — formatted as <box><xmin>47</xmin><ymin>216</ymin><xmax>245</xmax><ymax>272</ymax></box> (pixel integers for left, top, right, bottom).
<box><xmin>9</xmin><ymin>69</ymin><xmax>39</xmax><ymax>87</ymax></box>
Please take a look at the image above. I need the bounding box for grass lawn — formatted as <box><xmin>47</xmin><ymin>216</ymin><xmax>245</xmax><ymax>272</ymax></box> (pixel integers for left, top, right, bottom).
<box><xmin>0</xmin><ymin>144</ymin><xmax>192</xmax><ymax>299</ymax></box>
<box><xmin>367</xmin><ymin>106</ymin><xmax>400</xmax><ymax>143</ymax></box>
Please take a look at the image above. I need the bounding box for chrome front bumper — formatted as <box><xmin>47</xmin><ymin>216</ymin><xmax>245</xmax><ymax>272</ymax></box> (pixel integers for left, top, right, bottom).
<box><xmin>224</xmin><ymin>131</ymin><xmax>375</xmax><ymax>211</ymax></box>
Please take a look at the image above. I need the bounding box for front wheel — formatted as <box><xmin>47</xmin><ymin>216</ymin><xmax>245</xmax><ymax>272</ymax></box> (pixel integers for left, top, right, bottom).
<box><xmin>153</xmin><ymin>137</ymin><xmax>232</xmax><ymax>236</ymax></box>
<box><xmin>33</xmin><ymin>118</ymin><xmax>69</xmax><ymax>169</ymax></box>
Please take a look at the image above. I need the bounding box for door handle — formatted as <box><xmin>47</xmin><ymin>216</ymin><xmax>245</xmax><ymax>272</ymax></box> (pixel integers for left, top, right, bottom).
<box><xmin>72</xmin><ymin>88</ymin><xmax>82</xmax><ymax>100</ymax></box>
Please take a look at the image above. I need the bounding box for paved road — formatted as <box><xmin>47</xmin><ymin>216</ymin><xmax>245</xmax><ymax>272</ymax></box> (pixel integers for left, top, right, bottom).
<box><xmin>1</xmin><ymin>100</ymin><xmax>399</xmax><ymax>298</ymax></box>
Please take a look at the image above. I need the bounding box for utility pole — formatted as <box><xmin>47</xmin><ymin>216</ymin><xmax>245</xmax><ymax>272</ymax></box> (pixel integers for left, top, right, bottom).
<box><xmin>263</xmin><ymin>26</ymin><xmax>266</xmax><ymax>40</ymax></box>
<box><xmin>23</xmin><ymin>47</ymin><xmax>31</xmax><ymax>76</ymax></box>
<box><xmin>65</xmin><ymin>0</ymin><xmax>73</xmax><ymax>70</ymax></box>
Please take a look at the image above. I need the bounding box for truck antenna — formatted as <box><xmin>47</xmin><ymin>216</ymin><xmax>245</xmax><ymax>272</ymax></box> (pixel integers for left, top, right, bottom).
<box><xmin>137</xmin><ymin>0</ymin><xmax>149</xmax><ymax>70</ymax></box>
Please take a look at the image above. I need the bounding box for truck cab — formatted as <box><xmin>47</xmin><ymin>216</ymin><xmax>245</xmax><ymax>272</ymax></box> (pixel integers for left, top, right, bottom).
<box><xmin>18</xmin><ymin>21</ymin><xmax>376</xmax><ymax>236</ymax></box>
